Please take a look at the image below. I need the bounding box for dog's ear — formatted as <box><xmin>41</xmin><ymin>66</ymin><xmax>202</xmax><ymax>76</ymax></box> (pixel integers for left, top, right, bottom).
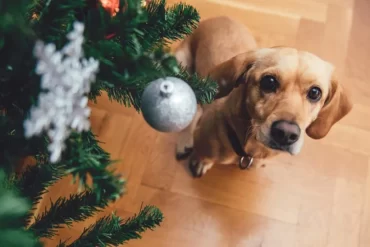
<box><xmin>306</xmin><ymin>75</ymin><xmax>353</xmax><ymax>139</ymax></box>
<box><xmin>209</xmin><ymin>51</ymin><xmax>257</xmax><ymax>99</ymax></box>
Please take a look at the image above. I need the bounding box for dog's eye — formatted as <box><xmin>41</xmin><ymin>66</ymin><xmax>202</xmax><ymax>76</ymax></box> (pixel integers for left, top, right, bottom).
<box><xmin>260</xmin><ymin>75</ymin><xmax>279</xmax><ymax>93</ymax></box>
<box><xmin>307</xmin><ymin>86</ymin><xmax>322</xmax><ymax>102</ymax></box>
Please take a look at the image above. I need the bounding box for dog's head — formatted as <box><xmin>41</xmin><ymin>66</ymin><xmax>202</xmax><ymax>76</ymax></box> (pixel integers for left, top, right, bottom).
<box><xmin>210</xmin><ymin>47</ymin><xmax>353</xmax><ymax>155</ymax></box>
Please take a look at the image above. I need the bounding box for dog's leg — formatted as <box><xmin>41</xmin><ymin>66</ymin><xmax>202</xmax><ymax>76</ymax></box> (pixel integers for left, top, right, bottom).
<box><xmin>189</xmin><ymin>157</ymin><xmax>214</xmax><ymax>178</ymax></box>
<box><xmin>174</xmin><ymin>37</ymin><xmax>194</xmax><ymax>73</ymax></box>
<box><xmin>174</xmin><ymin>37</ymin><xmax>201</xmax><ymax>160</ymax></box>
<box><xmin>176</xmin><ymin>106</ymin><xmax>203</xmax><ymax>160</ymax></box>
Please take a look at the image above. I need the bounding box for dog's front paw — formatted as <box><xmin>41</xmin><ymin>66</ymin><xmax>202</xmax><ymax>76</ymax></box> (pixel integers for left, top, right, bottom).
<box><xmin>176</xmin><ymin>146</ymin><xmax>193</xmax><ymax>160</ymax></box>
<box><xmin>176</xmin><ymin>132</ymin><xmax>194</xmax><ymax>160</ymax></box>
<box><xmin>189</xmin><ymin>159</ymin><xmax>213</xmax><ymax>178</ymax></box>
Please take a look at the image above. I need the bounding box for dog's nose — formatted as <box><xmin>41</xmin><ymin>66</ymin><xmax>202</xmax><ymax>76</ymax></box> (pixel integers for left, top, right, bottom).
<box><xmin>270</xmin><ymin>120</ymin><xmax>301</xmax><ymax>146</ymax></box>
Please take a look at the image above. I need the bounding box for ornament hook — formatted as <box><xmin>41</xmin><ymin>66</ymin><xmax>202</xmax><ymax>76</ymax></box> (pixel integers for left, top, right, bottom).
<box><xmin>160</xmin><ymin>80</ymin><xmax>174</xmax><ymax>97</ymax></box>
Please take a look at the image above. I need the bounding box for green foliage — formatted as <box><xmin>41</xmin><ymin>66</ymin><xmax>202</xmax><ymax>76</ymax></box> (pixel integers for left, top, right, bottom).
<box><xmin>16</xmin><ymin>161</ymin><xmax>65</xmax><ymax>225</ymax></box>
<box><xmin>159</xmin><ymin>67</ymin><xmax>218</xmax><ymax>106</ymax></box>
<box><xmin>0</xmin><ymin>0</ymin><xmax>214</xmax><ymax>204</ymax></box>
<box><xmin>0</xmin><ymin>0</ymin><xmax>215</xmax><ymax>246</ymax></box>
<box><xmin>17</xmin><ymin>162</ymin><xmax>64</xmax><ymax>207</ymax></box>
<box><xmin>64</xmin><ymin>205</ymin><xmax>163</xmax><ymax>247</ymax></box>
<box><xmin>0</xmin><ymin>170</ymin><xmax>40</xmax><ymax>247</ymax></box>
<box><xmin>83</xmin><ymin>0</ymin><xmax>213</xmax><ymax>109</ymax></box>
<box><xmin>61</xmin><ymin>131</ymin><xmax>125</xmax><ymax>202</ymax></box>
<box><xmin>115</xmin><ymin>65</ymin><xmax>218</xmax><ymax>111</ymax></box>
<box><xmin>29</xmin><ymin>190</ymin><xmax>108</xmax><ymax>238</ymax></box>
<box><xmin>140</xmin><ymin>0</ymin><xmax>199</xmax><ymax>49</ymax></box>
<box><xmin>30</xmin><ymin>0</ymin><xmax>86</xmax><ymax>46</ymax></box>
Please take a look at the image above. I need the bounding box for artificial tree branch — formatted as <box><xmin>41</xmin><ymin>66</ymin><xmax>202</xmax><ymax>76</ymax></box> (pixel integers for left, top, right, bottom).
<box><xmin>63</xmin><ymin>205</ymin><xmax>163</xmax><ymax>247</ymax></box>
<box><xmin>29</xmin><ymin>190</ymin><xmax>108</xmax><ymax>238</ymax></box>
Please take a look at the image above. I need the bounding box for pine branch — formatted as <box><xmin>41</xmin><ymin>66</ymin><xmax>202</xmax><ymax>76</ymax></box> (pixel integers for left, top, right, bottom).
<box><xmin>61</xmin><ymin>131</ymin><xmax>125</xmax><ymax>202</ymax></box>
<box><xmin>2</xmin><ymin>118</ymin><xmax>124</xmax><ymax>206</ymax></box>
<box><xmin>94</xmin><ymin>50</ymin><xmax>178</xmax><ymax>109</ymax></box>
<box><xmin>0</xmin><ymin>0</ymin><xmax>32</xmax><ymax>29</ymax></box>
<box><xmin>0</xmin><ymin>115</ymin><xmax>49</xmax><ymax>174</ymax></box>
<box><xmin>29</xmin><ymin>190</ymin><xmax>108</xmax><ymax>238</ymax></box>
<box><xmin>0</xmin><ymin>0</ymin><xmax>38</xmax><ymax>118</ymax></box>
<box><xmin>87</xmin><ymin>41</ymin><xmax>217</xmax><ymax>110</ymax></box>
<box><xmin>83</xmin><ymin>0</ymin><xmax>213</xmax><ymax>110</ymax></box>
<box><xmin>136</xmin><ymin>0</ymin><xmax>199</xmax><ymax>51</ymax></box>
<box><xmin>17</xmin><ymin>163</ymin><xmax>65</xmax><ymax>206</ymax></box>
<box><xmin>101</xmin><ymin>63</ymin><xmax>218</xmax><ymax>110</ymax></box>
<box><xmin>2</xmin><ymin>0</ymin><xmax>209</xmax><ymax>203</ymax></box>
<box><xmin>0</xmin><ymin>170</ymin><xmax>40</xmax><ymax>247</ymax></box>
<box><xmin>16</xmin><ymin>162</ymin><xmax>65</xmax><ymax>225</ymax></box>
<box><xmin>169</xmin><ymin>67</ymin><xmax>218</xmax><ymax>105</ymax></box>
<box><xmin>63</xmin><ymin>205</ymin><xmax>163</xmax><ymax>247</ymax></box>
<box><xmin>152</xmin><ymin>0</ymin><xmax>200</xmax><ymax>40</ymax></box>
<box><xmin>26</xmin><ymin>0</ymin><xmax>48</xmax><ymax>22</ymax></box>
<box><xmin>29</xmin><ymin>0</ymin><xmax>86</xmax><ymax>46</ymax></box>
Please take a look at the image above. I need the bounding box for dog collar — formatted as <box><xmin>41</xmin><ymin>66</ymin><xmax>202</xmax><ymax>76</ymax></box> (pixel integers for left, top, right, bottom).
<box><xmin>239</xmin><ymin>155</ymin><xmax>254</xmax><ymax>170</ymax></box>
<box><xmin>225</xmin><ymin>120</ymin><xmax>254</xmax><ymax>170</ymax></box>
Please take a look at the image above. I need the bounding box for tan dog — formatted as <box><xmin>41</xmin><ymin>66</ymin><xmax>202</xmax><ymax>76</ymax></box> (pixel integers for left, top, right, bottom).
<box><xmin>174</xmin><ymin>16</ymin><xmax>353</xmax><ymax>177</ymax></box>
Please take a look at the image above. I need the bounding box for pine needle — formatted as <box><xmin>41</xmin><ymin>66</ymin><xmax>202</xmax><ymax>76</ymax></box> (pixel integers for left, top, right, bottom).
<box><xmin>0</xmin><ymin>170</ymin><xmax>40</xmax><ymax>247</ymax></box>
<box><xmin>29</xmin><ymin>190</ymin><xmax>108</xmax><ymax>238</ymax></box>
<box><xmin>64</xmin><ymin>205</ymin><xmax>164</xmax><ymax>247</ymax></box>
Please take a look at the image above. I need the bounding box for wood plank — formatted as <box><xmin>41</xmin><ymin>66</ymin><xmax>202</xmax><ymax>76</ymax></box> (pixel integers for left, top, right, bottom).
<box><xmin>345</xmin><ymin>0</ymin><xmax>370</xmax><ymax>80</ymax></box>
<box><xmin>320</xmin><ymin>124</ymin><xmax>370</xmax><ymax>156</ymax></box>
<box><xmin>312</xmin><ymin>0</ymin><xmax>353</xmax><ymax>8</ymax></box>
<box><xmin>326</xmin><ymin>176</ymin><xmax>366</xmax><ymax>247</ymax></box>
<box><xmin>124</xmin><ymin>185</ymin><xmax>297</xmax><ymax>247</ymax></box>
<box><xmin>167</xmin><ymin>0</ymin><xmax>300</xmax><ymax>36</ymax></box>
<box><xmin>296</xmin><ymin>18</ymin><xmax>326</xmax><ymax>55</ymax></box>
<box><xmin>114</xmin><ymin>113</ymin><xmax>159</xmax><ymax>212</ymax></box>
<box><xmin>171</xmin><ymin>164</ymin><xmax>301</xmax><ymax>224</ymax></box>
<box><xmin>141</xmin><ymin>133</ymin><xmax>179</xmax><ymax>190</ymax></box>
<box><xmin>215</xmin><ymin>0</ymin><xmax>328</xmax><ymax>22</ymax></box>
<box><xmin>321</xmin><ymin>4</ymin><xmax>353</xmax><ymax>72</ymax></box>
<box><xmin>359</xmin><ymin>159</ymin><xmax>370</xmax><ymax>247</ymax></box>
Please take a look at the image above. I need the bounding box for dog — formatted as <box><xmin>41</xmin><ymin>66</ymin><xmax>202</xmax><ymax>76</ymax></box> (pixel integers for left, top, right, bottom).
<box><xmin>174</xmin><ymin>16</ymin><xmax>353</xmax><ymax>177</ymax></box>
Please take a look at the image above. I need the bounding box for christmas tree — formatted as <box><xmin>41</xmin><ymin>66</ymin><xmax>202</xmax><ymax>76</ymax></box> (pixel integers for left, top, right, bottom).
<box><xmin>0</xmin><ymin>0</ymin><xmax>217</xmax><ymax>246</ymax></box>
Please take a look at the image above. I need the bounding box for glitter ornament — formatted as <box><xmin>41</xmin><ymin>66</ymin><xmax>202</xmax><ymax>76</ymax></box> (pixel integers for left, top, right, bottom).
<box><xmin>141</xmin><ymin>77</ymin><xmax>197</xmax><ymax>132</ymax></box>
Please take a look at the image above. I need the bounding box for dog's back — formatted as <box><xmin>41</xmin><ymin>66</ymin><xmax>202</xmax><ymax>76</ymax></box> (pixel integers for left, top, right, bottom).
<box><xmin>174</xmin><ymin>16</ymin><xmax>257</xmax><ymax>78</ymax></box>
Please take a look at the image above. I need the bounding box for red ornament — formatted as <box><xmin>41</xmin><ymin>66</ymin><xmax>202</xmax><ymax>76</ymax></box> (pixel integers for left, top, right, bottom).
<box><xmin>102</xmin><ymin>0</ymin><xmax>151</xmax><ymax>39</ymax></box>
<box><xmin>100</xmin><ymin>0</ymin><xmax>119</xmax><ymax>16</ymax></box>
<box><xmin>105</xmin><ymin>33</ymin><xmax>117</xmax><ymax>39</ymax></box>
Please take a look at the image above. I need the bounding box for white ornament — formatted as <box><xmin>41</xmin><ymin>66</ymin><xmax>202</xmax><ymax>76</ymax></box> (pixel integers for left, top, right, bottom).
<box><xmin>141</xmin><ymin>77</ymin><xmax>197</xmax><ymax>132</ymax></box>
<box><xmin>24</xmin><ymin>22</ymin><xmax>99</xmax><ymax>163</ymax></box>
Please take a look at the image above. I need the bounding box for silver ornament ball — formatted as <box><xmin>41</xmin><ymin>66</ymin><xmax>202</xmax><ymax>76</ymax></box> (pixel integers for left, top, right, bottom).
<box><xmin>141</xmin><ymin>77</ymin><xmax>197</xmax><ymax>132</ymax></box>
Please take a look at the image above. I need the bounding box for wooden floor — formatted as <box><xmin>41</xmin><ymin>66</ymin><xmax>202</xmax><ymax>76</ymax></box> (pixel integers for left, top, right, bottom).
<box><xmin>41</xmin><ymin>0</ymin><xmax>370</xmax><ymax>246</ymax></box>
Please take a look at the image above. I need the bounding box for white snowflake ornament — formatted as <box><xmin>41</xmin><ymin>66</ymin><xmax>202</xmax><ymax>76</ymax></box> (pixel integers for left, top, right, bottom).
<box><xmin>24</xmin><ymin>22</ymin><xmax>99</xmax><ymax>163</ymax></box>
